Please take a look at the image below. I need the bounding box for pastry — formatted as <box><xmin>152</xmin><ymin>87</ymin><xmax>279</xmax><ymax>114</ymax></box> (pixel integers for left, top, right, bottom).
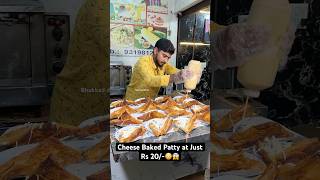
<box><xmin>174</xmin><ymin>114</ymin><xmax>197</xmax><ymax>134</ymax></box>
<box><xmin>157</xmin><ymin>97</ymin><xmax>182</xmax><ymax>109</ymax></box>
<box><xmin>0</xmin><ymin>122</ymin><xmax>84</xmax><ymax>149</ymax></box>
<box><xmin>211</xmin><ymin>133</ymin><xmax>235</xmax><ymax>149</ymax></box>
<box><xmin>149</xmin><ymin>123</ymin><xmax>162</xmax><ymax>137</ymax></box>
<box><xmin>173</xmin><ymin>95</ymin><xmax>188</xmax><ymax>104</ymax></box>
<box><xmin>277</xmin><ymin>154</ymin><xmax>320</xmax><ymax>180</ymax></box>
<box><xmin>134</xmin><ymin>97</ymin><xmax>148</xmax><ymax>104</ymax></box>
<box><xmin>229</xmin><ymin>122</ymin><xmax>292</xmax><ymax>148</ymax></box>
<box><xmin>83</xmin><ymin>136</ymin><xmax>110</xmax><ymax>163</ymax></box>
<box><xmin>148</xmin><ymin>117</ymin><xmax>173</xmax><ymax>137</ymax></box>
<box><xmin>197</xmin><ymin>110</ymin><xmax>210</xmax><ymax>124</ymax></box>
<box><xmin>136</xmin><ymin>99</ymin><xmax>159</xmax><ymax>112</ymax></box>
<box><xmin>210</xmin><ymin>151</ymin><xmax>265</xmax><ymax>174</ymax></box>
<box><xmin>257</xmin><ymin>136</ymin><xmax>293</xmax><ymax>164</ymax></box>
<box><xmin>182</xmin><ymin>99</ymin><xmax>201</xmax><ymax>108</ymax></box>
<box><xmin>25</xmin><ymin>122</ymin><xmax>82</xmax><ymax>144</ymax></box>
<box><xmin>0</xmin><ymin>125</ymin><xmax>33</xmax><ymax>148</ymax></box>
<box><xmin>110</xmin><ymin>99</ymin><xmax>124</xmax><ymax>108</ymax></box>
<box><xmin>190</xmin><ymin>105</ymin><xmax>209</xmax><ymax>114</ymax></box>
<box><xmin>213</xmin><ymin>105</ymin><xmax>255</xmax><ymax>132</ymax></box>
<box><xmin>110</xmin><ymin>99</ymin><xmax>136</xmax><ymax>108</ymax></box>
<box><xmin>165</xmin><ymin>106</ymin><xmax>192</xmax><ymax>116</ymax></box>
<box><xmin>110</xmin><ymin>111</ymin><xmax>143</xmax><ymax>126</ymax></box>
<box><xmin>29</xmin><ymin>156</ymin><xmax>80</xmax><ymax>180</ymax></box>
<box><xmin>154</xmin><ymin>96</ymin><xmax>170</xmax><ymax>104</ymax></box>
<box><xmin>277</xmin><ymin>138</ymin><xmax>320</xmax><ymax>164</ymax></box>
<box><xmin>258</xmin><ymin>137</ymin><xmax>320</xmax><ymax>164</ymax></box>
<box><xmin>79</xmin><ymin>119</ymin><xmax>108</xmax><ymax>136</ymax></box>
<box><xmin>257</xmin><ymin>163</ymin><xmax>278</xmax><ymax>180</ymax></box>
<box><xmin>110</xmin><ymin>105</ymin><xmax>136</xmax><ymax>119</ymax></box>
<box><xmin>137</xmin><ymin>110</ymin><xmax>166</xmax><ymax>121</ymax></box>
<box><xmin>0</xmin><ymin>137</ymin><xmax>82</xmax><ymax>179</ymax></box>
<box><xmin>115</xmin><ymin>125</ymin><xmax>146</xmax><ymax>143</ymax></box>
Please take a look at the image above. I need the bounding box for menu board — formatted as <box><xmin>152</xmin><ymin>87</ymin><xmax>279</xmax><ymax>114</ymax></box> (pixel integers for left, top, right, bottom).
<box><xmin>110</xmin><ymin>0</ymin><xmax>169</xmax><ymax>57</ymax></box>
<box><xmin>146</xmin><ymin>0</ymin><xmax>168</xmax><ymax>14</ymax></box>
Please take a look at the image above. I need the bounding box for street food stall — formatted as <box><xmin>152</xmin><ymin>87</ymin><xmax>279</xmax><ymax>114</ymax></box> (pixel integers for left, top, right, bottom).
<box><xmin>0</xmin><ymin>0</ymin><xmax>319</xmax><ymax>180</ymax></box>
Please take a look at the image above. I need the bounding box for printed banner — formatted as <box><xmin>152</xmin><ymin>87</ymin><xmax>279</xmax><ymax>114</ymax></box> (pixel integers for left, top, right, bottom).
<box><xmin>110</xmin><ymin>0</ymin><xmax>169</xmax><ymax>57</ymax></box>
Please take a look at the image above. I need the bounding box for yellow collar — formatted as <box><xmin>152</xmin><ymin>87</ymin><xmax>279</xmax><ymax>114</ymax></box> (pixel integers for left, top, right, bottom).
<box><xmin>149</xmin><ymin>55</ymin><xmax>163</xmax><ymax>71</ymax></box>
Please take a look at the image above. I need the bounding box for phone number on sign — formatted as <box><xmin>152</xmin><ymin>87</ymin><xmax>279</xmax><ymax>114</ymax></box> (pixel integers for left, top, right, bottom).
<box><xmin>110</xmin><ymin>49</ymin><xmax>153</xmax><ymax>56</ymax></box>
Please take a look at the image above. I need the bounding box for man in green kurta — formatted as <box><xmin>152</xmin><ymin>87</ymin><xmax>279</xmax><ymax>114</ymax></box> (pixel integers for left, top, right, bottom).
<box><xmin>49</xmin><ymin>0</ymin><xmax>109</xmax><ymax>126</ymax></box>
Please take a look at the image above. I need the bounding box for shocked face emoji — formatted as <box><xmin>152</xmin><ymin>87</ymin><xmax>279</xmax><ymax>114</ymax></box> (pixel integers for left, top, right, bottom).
<box><xmin>165</xmin><ymin>153</ymin><xmax>172</xmax><ymax>160</ymax></box>
<box><xmin>172</xmin><ymin>153</ymin><xmax>179</xmax><ymax>160</ymax></box>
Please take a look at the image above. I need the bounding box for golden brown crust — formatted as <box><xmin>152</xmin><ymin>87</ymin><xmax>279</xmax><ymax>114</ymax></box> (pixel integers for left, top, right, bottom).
<box><xmin>0</xmin><ymin>137</ymin><xmax>82</xmax><ymax>179</ymax></box>
<box><xmin>191</xmin><ymin>105</ymin><xmax>209</xmax><ymax>114</ymax></box>
<box><xmin>118</xmin><ymin>126</ymin><xmax>146</xmax><ymax>143</ymax></box>
<box><xmin>29</xmin><ymin>156</ymin><xmax>80</xmax><ymax>180</ymax></box>
<box><xmin>174</xmin><ymin>95</ymin><xmax>189</xmax><ymax>104</ymax></box>
<box><xmin>257</xmin><ymin>163</ymin><xmax>278</xmax><ymax>180</ymax></box>
<box><xmin>165</xmin><ymin>97</ymin><xmax>181</xmax><ymax>107</ymax></box>
<box><xmin>210</xmin><ymin>151</ymin><xmax>265</xmax><ymax>174</ymax></box>
<box><xmin>229</xmin><ymin>122</ymin><xmax>292</xmax><ymax>148</ymax></box>
<box><xmin>165</xmin><ymin>106</ymin><xmax>192</xmax><ymax>117</ymax></box>
<box><xmin>197</xmin><ymin>110</ymin><xmax>210</xmax><ymax>124</ymax></box>
<box><xmin>110</xmin><ymin>112</ymin><xmax>143</xmax><ymax>126</ymax></box>
<box><xmin>213</xmin><ymin>105</ymin><xmax>255</xmax><ymax>132</ymax></box>
<box><xmin>182</xmin><ymin>100</ymin><xmax>201</xmax><ymax>108</ymax></box>
<box><xmin>210</xmin><ymin>133</ymin><xmax>235</xmax><ymax>149</ymax></box>
<box><xmin>83</xmin><ymin>136</ymin><xmax>110</xmax><ymax>163</ymax></box>
<box><xmin>110</xmin><ymin>105</ymin><xmax>136</xmax><ymax>119</ymax></box>
<box><xmin>149</xmin><ymin>117</ymin><xmax>173</xmax><ymax>137</ymax></box>
<box><xmin>0</xmin><ymin>126</ymin><xmax>31</xmax><ymax>148</ymax></box>
<box><xmin>137</xmin><ymin>111</ymin><xmax>166</xmax><ymax>121</ymax></box>
<box><xmin>0</xmin><ymin>122</ymin><xmax>90</xmax><ymax>149</ymax></box>
<box><xmin>277</xmin><ymin>138</ymin><xmax>320</xmax><ymax>164</ymax></box>
<box><xmin>154</xmin><ymin>96</ymin><xmax>171</xmax><ymax>104</ymax></box>
<box><xmin>136</xmin><ymin>99</ymin><xmax>159</xmax><ymax>112</ymax></box>
<box><xmin>110</xmin><ymin>100</ymin><xmax>124</xmax><ymax>108</ymax></box>
<box><xmin>134</xmin><ymin>97</ymin><xmax>148</xmax><ymax>104</ymax></box>
<box><xmin>277</xmin><ymin>154</ymin><xmax>320</xmax><ymax>180</ymax></box>
<box><xmin>111</xmin><ymin>99</ymin><xmax>137</xmax><ymax>108</ymax></box>
<box><xmin>175</xmin><ymin>114</ymin><xmax>198</xmax><ymax>134</ymax></box>
<box><xmin>79</xmin><ymin>120</ymin><xmax>108</xmax><ymax>137</ymax></box>
<box><xmin>149</xmin><ymin>123</ymin><xmax>162</xmax><ymax>137</ymax></box>
<box><xmin>160</xmin><ymin>118</ymin><xmax>173</xmax><ymax>135</ymax></box>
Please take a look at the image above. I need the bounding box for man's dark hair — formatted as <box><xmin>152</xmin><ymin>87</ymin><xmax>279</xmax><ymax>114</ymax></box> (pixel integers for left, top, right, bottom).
<box><xmin>154</xmin><ymin>38</ymin><xmax>175</xmax><ymax>55</ymax></box>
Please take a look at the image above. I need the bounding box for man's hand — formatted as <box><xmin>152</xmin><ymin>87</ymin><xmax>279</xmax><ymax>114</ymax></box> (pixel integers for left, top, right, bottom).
<box><xmin>169</xmin><ymin>69</ymin><xmax>193</xmax><ymax>84</ymax></box>
<box><xmin>212</xmin><ymin>23</ymin><xmax>271</xmax><ymax>70</ymax></box>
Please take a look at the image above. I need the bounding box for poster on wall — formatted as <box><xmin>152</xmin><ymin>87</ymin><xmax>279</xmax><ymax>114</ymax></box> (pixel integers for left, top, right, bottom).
<box><xmin>147</xmin><ymin>12</ymin><xmax>167</xmax><ymax>27</ymax></box>
<box><xmin>146</xmin><ymin>0</ymin><xmax>168</xmax><ymax>14</ymax></box>
<box><xmin>134</xmin><ymin>26</ymin><xmax>167</xmax><ymax>49</ymax></box>
<box><xmin>110</xmin><ymin>0</ymin><xmax>169</xmax><ymax>57</ymax></box>
<box><xmin>110</xmin><ymin>0</ymin><xmax>147</xmax><ymax>25</ymax></box>
<box><xmin>110</xmin><ymin>24</ymin><xmax>135</xmax><ymax>48</ymax></box>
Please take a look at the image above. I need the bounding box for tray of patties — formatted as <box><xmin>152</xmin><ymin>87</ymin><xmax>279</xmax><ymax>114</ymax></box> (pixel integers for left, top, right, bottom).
<box><xmin>110</xmin><ymin>95</ymin><xmax>210</xmax><ymax>143</ymax></box>
<box><xmin>109</xmin><ymin>95</ymin><xmax>210</xmax><ymax>162</ymax></box>
<box><xmin>0</xmin><ymin>115</ymin><xmax>111</xmax><ymax>179</ymax></box>
<box><xmin>209</xmin><ymin>105</ymin><xmax>320</xmax><ymax>179</ymax></box>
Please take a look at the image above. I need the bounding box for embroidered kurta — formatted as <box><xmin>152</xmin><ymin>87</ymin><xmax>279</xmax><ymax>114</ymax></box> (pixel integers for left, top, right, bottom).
<box><xmin>49</xmin><ymin>0</ymin><xmax>108</xmax><ymax>126</ymax></box>
<box><xmin>125</xmin><ymin>55</ymin><xmax>178</xmax><ymax>100</ymax></box>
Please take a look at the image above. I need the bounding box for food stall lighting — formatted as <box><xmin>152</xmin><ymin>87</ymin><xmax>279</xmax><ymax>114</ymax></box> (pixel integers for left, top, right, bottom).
<box><xmin>199</xmin><ymin>10</ymin><xmax>210</xmax><ymax>14</ymax></box>
<box><xmin>180</xmin><ymin>42</ymin><xmax>210</xmax><ymax>46</ymax></box>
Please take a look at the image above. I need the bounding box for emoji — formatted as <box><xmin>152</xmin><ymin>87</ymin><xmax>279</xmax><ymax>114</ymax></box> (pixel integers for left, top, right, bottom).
<box><xmin>172</xmin><ymin>153</ymin><xmax>179</xmax><ymax>160</ymax></box>
<box><xmin>165</xmin><ymin>153</ymin><xmax>172</xmax><ymax>160</ymax></box>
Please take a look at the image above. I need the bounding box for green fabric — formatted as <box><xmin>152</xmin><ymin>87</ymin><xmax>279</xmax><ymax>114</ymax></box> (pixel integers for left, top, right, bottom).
<box><xmin>49</xmin><ymin>0</ymin><xmax>109</xmax><ymax>126</ymax></box>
